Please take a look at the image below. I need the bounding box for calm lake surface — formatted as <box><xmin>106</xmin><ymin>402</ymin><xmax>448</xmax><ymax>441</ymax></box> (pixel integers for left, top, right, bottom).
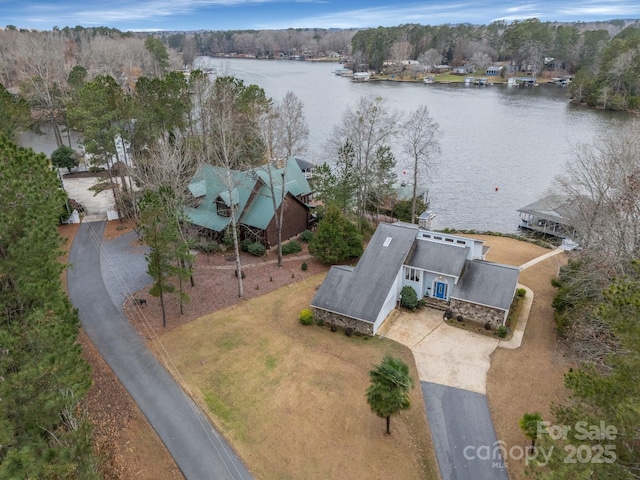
<box><xmin>197</xmin><ymin>56</ymin><xmax>624</xmax><ymax>233</ymax></box>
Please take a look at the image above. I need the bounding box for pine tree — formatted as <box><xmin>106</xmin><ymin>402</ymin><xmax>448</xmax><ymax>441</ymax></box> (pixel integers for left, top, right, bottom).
<box><xmin>0</xmin><ymin>135</ymin><xmax>99</xmax><ymax>478</ymax></box>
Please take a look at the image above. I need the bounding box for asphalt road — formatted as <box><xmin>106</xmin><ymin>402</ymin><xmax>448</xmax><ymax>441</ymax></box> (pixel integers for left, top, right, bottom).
<box><xmin>67</xmin><ymin>221</ymin><xmax>253</xmax><ymax>480</ymax></box>
<box><xmin>422</xmin><ymin>382</ymin><xmax>509</xmax><ymax>480</ymax></box>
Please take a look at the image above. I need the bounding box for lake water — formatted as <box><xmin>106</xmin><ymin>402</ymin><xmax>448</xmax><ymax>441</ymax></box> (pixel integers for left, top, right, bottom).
<box><xmin>197</xmin><ymin>56</ymin><xmax>624</xmax><ymax>233</ymax></box>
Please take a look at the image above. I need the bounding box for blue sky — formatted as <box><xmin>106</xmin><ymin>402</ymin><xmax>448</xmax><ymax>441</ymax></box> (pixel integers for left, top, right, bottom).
<box><xmin>2</xmin><ymin>0</ymin><xmax>640</xmax><ymax>32</ymax></box>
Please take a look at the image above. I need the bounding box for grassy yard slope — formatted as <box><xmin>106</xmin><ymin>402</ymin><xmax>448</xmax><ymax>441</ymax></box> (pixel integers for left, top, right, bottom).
<box><xmin>156</xmin><ymin>275</ymin><xmax>438</xmax><ymax>480</ymax></box>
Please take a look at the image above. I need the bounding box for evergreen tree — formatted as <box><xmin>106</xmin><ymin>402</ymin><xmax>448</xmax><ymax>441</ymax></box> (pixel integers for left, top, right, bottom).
<box><xmin>138</xmin><ymin>187</ymin><xmax>192</xmax><ymax>326</ymax></box>
<box><xmin>0</xmin><ymin>83</ymin><xmax>30</xmax><ymax>142</ymax></box>
<box><xmin>0</xmin><ymin>135</ymin><xmax>99</xmax><ymax>478</ymax></box>
<box><xmin>144</xmin><ymin>36</ymin><xmax>170</xmax><ymax>77</ymax></box>
<box><xmin>51</xmin><ymin>145</ymin><xmax>78</xmax><ymax>172</ymax></box>
<box><xmin>535</xmin><ymin>261</ymin><xmax>640</xmax><ymax>478</ymax></box>
<box><xmin>308</xmin><ymin>205</ymin><xmax>363</xmax><ymax>264</ymax></box>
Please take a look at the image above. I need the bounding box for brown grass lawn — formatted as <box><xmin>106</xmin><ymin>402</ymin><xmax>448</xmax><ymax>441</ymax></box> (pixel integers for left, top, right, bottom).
<box><xmin>472</xmin><ymin>235</ymin><xmax>573</xmax><ymax>480</ymax></box>
<box><xmin>154</xmin><ymin>275</ymin><xmax>439</xmax><ymax>480</ymax></box>
<box><xmin>66</xmin><ymin>220</ymin><xmax>569</xmax><ymax>479</ymax></box>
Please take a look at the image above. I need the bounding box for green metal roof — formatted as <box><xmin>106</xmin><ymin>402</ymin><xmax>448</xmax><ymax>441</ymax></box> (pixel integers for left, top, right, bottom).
<box><xmin>185</xmin><ymin>157</ymin><xmax>311</xmax><ymax>233</ymax></box>
<box><xmin>240</xmin><ymin>184</ymin><xmax>281</xmax><ymax>230</ymax></box>
<box><xmin>218</xmin><ymin>188</ymin><xmax>239</xmax><ymax>206</ymax></box>
<box><xmin>184</xmin><ymin>206</ymin><xmax>231</xmax><ymax>232</ymax></box>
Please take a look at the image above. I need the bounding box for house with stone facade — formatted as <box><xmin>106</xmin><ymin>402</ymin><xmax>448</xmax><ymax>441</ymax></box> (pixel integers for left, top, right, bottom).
<box><xmin>311</xmin><ymin>222</ymin><xmax>520</xmax><ymax>335</ymax></box>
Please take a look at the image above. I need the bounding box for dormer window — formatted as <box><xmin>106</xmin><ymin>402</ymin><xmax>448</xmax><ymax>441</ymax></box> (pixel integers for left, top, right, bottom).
<box><xmin>216</xmin><ymin>198</ymin><xmax>230</xmax><ymax>217</ymax></box>
<box><xmin>215</xmin><ymin>188</ymin><xmax>238</xmax><ymax>217</ymax></box>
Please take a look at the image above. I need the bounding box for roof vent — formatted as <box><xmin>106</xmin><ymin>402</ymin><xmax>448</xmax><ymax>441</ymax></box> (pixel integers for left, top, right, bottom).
<box><xmin>383</xmin><ymin>236</ymin><xmax>392</xmax><ymax>247</ymax></box>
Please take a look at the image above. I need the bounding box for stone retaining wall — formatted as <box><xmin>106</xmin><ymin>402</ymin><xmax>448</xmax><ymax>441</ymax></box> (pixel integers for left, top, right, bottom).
<box><xmin>449</xmin><ymin>299</ymin><xmax>505</xmax><ymax>329</ymax></box>
<box><xmin>312</xmin><ymin>308</ymin><xmax>373</xmax><ymax>335</ymax></box>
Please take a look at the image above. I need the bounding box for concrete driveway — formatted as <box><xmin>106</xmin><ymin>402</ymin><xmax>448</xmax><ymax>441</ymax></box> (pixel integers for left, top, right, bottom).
<box><xmin>379</xmin><ymin>311</ymin><xmax>509</xmax><ymax>480</ymax></box>
<box><xmin>62</xmin><ymin>175</ymin><xmax>115</xmax><ymax>221</ymax></box>
<box><xmin>378</xmin><ymin>308</ymin><xmax>500</xmax><ymax>394</ymax></box>
<box><xmin>377</xmin><ymin>276</ymin><xmax>542</xmax><ymax>480</ymax></box>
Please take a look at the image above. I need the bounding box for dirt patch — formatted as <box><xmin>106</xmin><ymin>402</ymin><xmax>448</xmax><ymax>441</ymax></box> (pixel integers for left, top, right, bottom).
<box><xmin>125</xmin><ymin>242</ymin><xmax>331</xmax><ymax>335</ymax></box>
<box><xmin>153</xmin><ymin>275</ymin><xmax>439</xmax><ymax>480</ymax></box>
<box><xmin>103</xmin><ymin>218</ymin><xmax>137</xmax><ymax>241</ymax></box>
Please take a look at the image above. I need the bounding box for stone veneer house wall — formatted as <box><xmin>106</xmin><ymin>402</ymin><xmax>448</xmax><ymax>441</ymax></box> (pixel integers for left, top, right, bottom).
<box><xmin>311</xmin><ymin>222</ymin><xmax>520</xmax><ymax>335</ymax></box>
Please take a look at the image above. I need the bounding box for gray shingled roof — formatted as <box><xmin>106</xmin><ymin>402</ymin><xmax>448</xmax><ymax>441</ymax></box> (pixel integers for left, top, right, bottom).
<box><xmin>517</xmin><ymin>194</ymin><xmax>577</xmax><ymax>224</ymax></box>
<box><xmin>311</xmin><ymin>222</ymin><xmax>418</xmax><ymax>324</ymax></box>
<box><xmin>452</xmin><ymin>261</ymin><xmax>520</xmax><ymax>311</ymax></box>
<box><xmin>406</xmin><ymin>240</ymin><xmax>469</xmax><ymax>277</ymax></box>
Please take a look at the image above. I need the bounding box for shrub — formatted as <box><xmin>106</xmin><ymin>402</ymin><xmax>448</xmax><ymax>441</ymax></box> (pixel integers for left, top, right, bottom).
<box><xmin>400</xmin><ymin>286</ymin><xmax>419</xmax><ymax>310</ymax></box>
<box><xmin>222</xmin><ymin>227</ymin><xmax>234</xmax><ymax>247</ymax></box>
<box><xmin>497</xmin><ymin>325</ymin><xmax>508</xmax><ymax>338</ymax></box>
<box><xmin>282</xmin><ymin>240</ymin><xmax>302</xmax><ymax>255</ymax></box>
<box><xmin>301</xmin><ymin>262</ymin><xmax>308</xmax><ymax>271</ymax></box>
<box><xmin>484</xmin><ymin>322</ymin><xmax>492</xmax><ymax>330</ymax></box>
<box><xmin>316</xmin><ymin>317</ymin><xmax>324</xmax><ymax>326</ymax></box>
<box><xmin>241</xmin><ymin>238</ymin><xmax>253</xmax><ymax>252</ymax></box>
<box><xmin>517</xmin><ymin>288</ymin><xmax>526</xmax><ymax>297</ymax></box>
<box><xmin>195</xmin><ymin>241</ymin><xmax>219</xmax><ymax>254</ymax></box>
<box><xmin>345</xmin><ymin>327</ymin><xmax>354</xmax><ymax>337</ymax></box>
<box><xmin>456</xmin><ymin>315</ymin><xmax>464</xmax><ymax>322</ymax></box>
<box><xmin>247</xmin><ymin>242</ymin><xmax>266</xmax><ymax>256</ymax></box>
<box><xmin>299</xmin><ymin>230</ymin><xmax>314</xmax><ymax>242</ymax></box>
<box><xmin>234</xmin><ymin>269</ymin><xmax>246</xmax><ymax>279</ymax></box>
<box><xmin>330</xmin><ymin>325</ymin><xmax>337</xmax><ymax>332</ymax></box>
<box><xmin>51</xmin><ymin>145</ymin><xmax>78</xmax><ymax>172</ymax></box>
<box><xmin>299</xmin><ymin>309</ymin><xmax>314</xmax><ymax>325</ymax></box>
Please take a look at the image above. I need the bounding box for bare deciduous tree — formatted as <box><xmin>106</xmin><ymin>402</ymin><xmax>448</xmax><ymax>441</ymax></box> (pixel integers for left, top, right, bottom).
<box><xmin>390</xmin><ymin>41</ymin><xmax>413</xmax><ymax>76</ymax></box>
<box><xmin>401</xmin><ymin>105</ymin><xmax>441</xmax><ymax>223</ymax></box>
<box><xmin>258</xmin><ymin>91</ymin><xmax>309</xmax><ymax>266</ymax></box>
<box><xmin>273</xmin><ymin>91</ymin><xmax>309</xmax><ymax>159</ymax></box>
<box><xmin>198</xmin><ymin>77</ymin><xmax>269</xmax><ymax>296</ymax></box>
<box><xmin>13</xmin><ymin>32</ymin><xmax>69</xmax><ymax>146</ymax></box>
<box><xmin>555</xmin><ymin>120</ymin><xmax>640</xmax><ymax>274</ymax></box>
<box><xmin>329</xmin><ymin>96</ymin><xmax>398</xmax><ymax>226</ymax></box>
<box><xmin>418</xmin><ymin>49</ymin><xmax>443</xmax><ymax>73</ymax></box>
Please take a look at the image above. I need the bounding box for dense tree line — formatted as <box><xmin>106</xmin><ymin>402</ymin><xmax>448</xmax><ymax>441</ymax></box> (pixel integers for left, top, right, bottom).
<box><xmin>3</xmin><ymin>18</ymin><xmax>640</xmax><ymax>114</ymax></box>
<box><xmin>524</xmin><ymin>122</ymin><xmax>640</xmax><ymax>477</ymax></box>
<box><xmin>0</xmin><ymin>135</ymin><xmax>99</xmax><ymax>477</ymax></box>
<box><xmin>532</xmin><ymin>257</ymin><xmax>640</xmax><ymax>478</ymax></box>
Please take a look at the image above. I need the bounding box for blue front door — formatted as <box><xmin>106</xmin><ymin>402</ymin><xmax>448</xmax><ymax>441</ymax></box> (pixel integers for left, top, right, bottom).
<box><xmin>434</xmin><ymin>280</ymin><xmax>448</xmax><ymax>299</ymax></box>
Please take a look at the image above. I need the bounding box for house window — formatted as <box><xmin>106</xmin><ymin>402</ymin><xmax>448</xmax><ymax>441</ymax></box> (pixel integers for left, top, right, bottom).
<box><xmin>434</xmin><ymin>236</ymin><xmax>442</xmax><ymax>240</ymax></box>
<box><xmin>405</xmin><ymin>267</ymin><xmax>420</xmax><ymax>282</ymax></box>
<box><xmin>456</xmin><ymin>240</ymin><xmax>466</xmax><ymax>245</ymax></box>
<box><xmin>445</xmin><ymin>238</ymin><xmax>453</xmax><ymax>242</ymax></box>
<box><xmin>216</xmin><ymin>198</ymin><xmax>230</xmax><ymax>217</ymax></box>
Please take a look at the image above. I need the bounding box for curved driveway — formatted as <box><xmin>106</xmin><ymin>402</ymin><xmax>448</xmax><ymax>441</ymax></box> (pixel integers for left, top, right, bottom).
<box><xmin>67</xmin><ymin>221</ymin><xmax>253</xmax><ymax>480</ymax></box>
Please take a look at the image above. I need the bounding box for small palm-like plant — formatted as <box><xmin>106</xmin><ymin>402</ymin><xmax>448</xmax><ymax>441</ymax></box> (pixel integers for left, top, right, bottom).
<box><xmin>366</xmin><ymin>356</ymin><xmax>414</xmax><ymax>435</ymax></box>
<box><xmin>520</xmin><ymin>412</ymin><xmax>544</xmax><ymax>450</ymax></box>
